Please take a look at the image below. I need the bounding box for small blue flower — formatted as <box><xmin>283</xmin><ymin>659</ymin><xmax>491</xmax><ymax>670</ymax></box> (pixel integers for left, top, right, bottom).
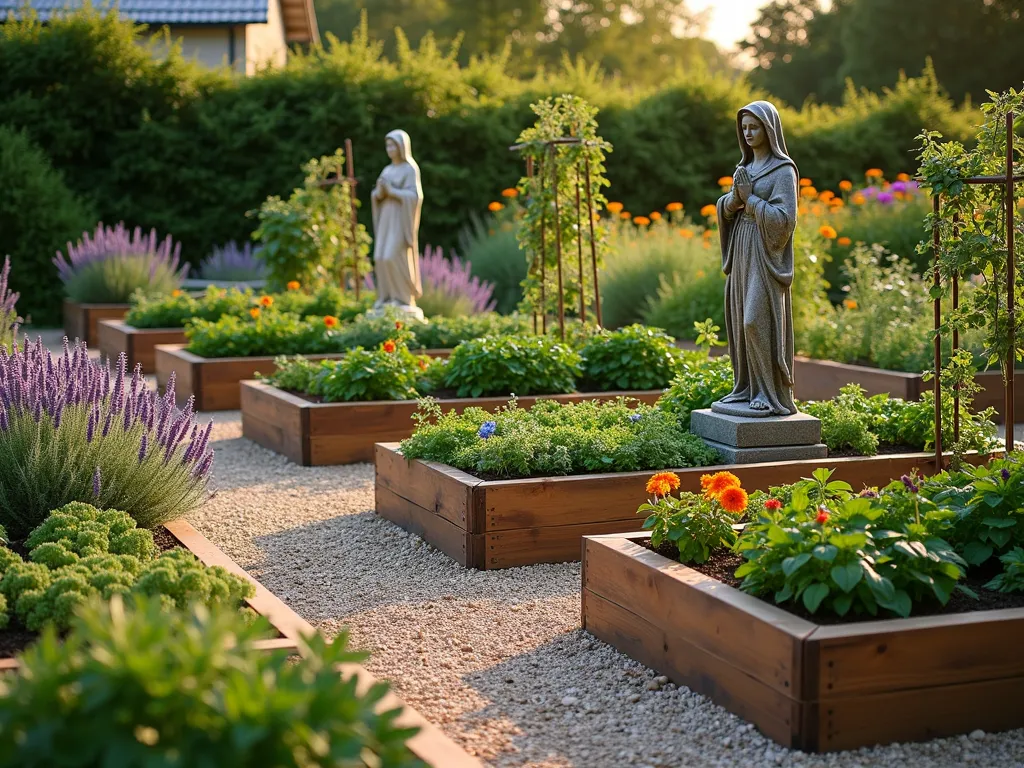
<box><xmin>629</xmin><ymin>413</ymin><xmax>642</xmax><ymax>423</ymax></box>
<box><xmin>478</xmin><ymin>420</ymin><xmax>497</xmax><ymax>439</ymax></box>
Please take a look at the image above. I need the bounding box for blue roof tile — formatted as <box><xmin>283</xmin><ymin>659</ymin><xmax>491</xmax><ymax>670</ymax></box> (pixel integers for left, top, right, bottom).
<box><xmin>0</xmin><ymin>1</ymin><xmax>269</xmax><ymax>24</ymax></box>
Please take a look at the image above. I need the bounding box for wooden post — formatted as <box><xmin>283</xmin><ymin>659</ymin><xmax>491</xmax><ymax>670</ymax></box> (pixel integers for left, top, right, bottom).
<box><xmin>932</xmin><ymin>194</ymin><xmax>943</xmax><ymax>467</ymax></box>
<box><xmin>952</xmin><ymin>211</ymin><xmax>960</xmax><ymax>447</ymax></box>
<box><xmin>575</xmin><ymin>163</ymin><xmax>586</xmax><ymax>322</ymax></box>
<box><xmin>551</xmin><ymin>146</ymin><xmax>566</xmax><ymax>340</ymax></box>
<box><xmin>345</xmin><ymin>138</ymin><xmax>360</xmax><ymax>300</ymax></box>
<box><xmin>584</xmin><ymin>155</ymin><xmax>602</xmax><ymax>327</ymax></box>
<box><xmin>539</xmin><ymin>153</ymin><xmax>547</xmax><ymax>336</ymax></box>
<box><xmin>1005</xmin><ymin>111</ymin><xmax>1016</xmax><ymax>451</ymax></box>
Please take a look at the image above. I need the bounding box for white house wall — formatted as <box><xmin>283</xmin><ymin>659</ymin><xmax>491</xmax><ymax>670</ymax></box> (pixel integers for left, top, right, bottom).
<box><xmin>244</xmin><ymin>0</ymin><xmax>288</xmax><ymax>74</ymax></box>
<box><xmin>145</xmin><ymin>25</ymin><xmax>247</xmax><ymax>73</ymax></box>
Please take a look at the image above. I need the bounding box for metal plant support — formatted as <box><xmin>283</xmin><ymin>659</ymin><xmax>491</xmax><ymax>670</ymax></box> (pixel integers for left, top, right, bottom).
<box><xmin>932</xmin><ymin>111</ymin><xmax>1023</xmax><ymax>465</ymax></box>
<box><xmin>511</xmin><ymin>137</ymin><xmax>604</xmax><ymax>339</ymax></box>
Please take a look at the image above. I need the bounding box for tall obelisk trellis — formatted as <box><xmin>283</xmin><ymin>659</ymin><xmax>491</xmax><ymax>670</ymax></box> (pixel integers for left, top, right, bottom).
<box><xmin>318</xmin><ymin>138</ymin><xmax>363</xmax><ymax>299</ymax></box>
<box><xmin>931</xmin><ymin>110</ymin><xmax>1022</xmax><ymax>465</ymax></box>
<box><xmin>510</xmin><ymin>137</ymin><xmax>604</xmax><ymax>339</ymax></box>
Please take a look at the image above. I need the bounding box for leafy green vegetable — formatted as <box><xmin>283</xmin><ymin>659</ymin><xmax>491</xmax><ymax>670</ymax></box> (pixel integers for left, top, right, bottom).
<box><xmin>578</xmin><ymin>324</ymin><xmax>682</xmax><ymax>391</ymax></box>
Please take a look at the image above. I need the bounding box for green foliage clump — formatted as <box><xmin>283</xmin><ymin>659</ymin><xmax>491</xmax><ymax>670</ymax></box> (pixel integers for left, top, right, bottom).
<box><xmin>985</xmin><ymin>548</ymin><xmax>1024</xmax><ymax>594</ymax></box>
<box><xmin>132</xmin><ymin>548</ymin><xmax>253</xmax><ymax>611</ymax></box>
<box><xmin>312</xmin><ymin>339</ymin><xmax>434</xmax><ymax>403</ymax></box>
<box><xmin>579</xmin><ymin>324</ymin><xmax>681</xmax><ymax>391</ymax></box>
<box><xmin>186</xmin><ymin>312</ymin><xmax>337</xmax><ymax>357</ymax></box>
<box><xmin>126</xmin><ymin>286</ymin><xmax>253</xmax><ymax>329</ymax></box>
<box><xmin>25</xmin><ymin>502</ymin><xmax>157</xmax><ymax>562</ymax></box>
<box><xmin>656</xmin><ymin>354</ymin><xmax>734</xmax><ymax>429</ymax></box>
<box><xmin>641</xmin><ymin>270</ymin><xmax>727</xmax><ymax>341</ymax></box>
<box><xmin>460</xmin><ymin>210</ymin><xmax>526</xmax><ymax>314</ymax></box>
<box><xmin>442</xmin><ymin>335</ymin><xmax>580</xmax><ymax>398</ymax></box>
<box><xmin>0</xmin><ymin>597</ymin><xmax>422</xmax><ymax>767</ymax></box>
<box><xmin>0</xmin><ymin>125</ymin><xmax>94</xmax><ymax>324</ymax></box>
<box><xmin>412</xmin><ymin>313</ymin><xmax>528</xmax><ymax>350</ymax></box>
<box><xmin>400</xmin><ymin>397</ymin><xmax>719</xmax><ymax>479</ymax></box>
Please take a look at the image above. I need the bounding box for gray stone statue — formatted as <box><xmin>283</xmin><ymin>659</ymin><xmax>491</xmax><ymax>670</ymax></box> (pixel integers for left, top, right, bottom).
<box><xmin>713</xmin><ymin>100</ymin><xmax>799</xmax><ymax>417</ymax></box>
<box><xmin>370</xmin><ymin>129</ymin><xmax>424</xmax><ymax>319</ymax></box>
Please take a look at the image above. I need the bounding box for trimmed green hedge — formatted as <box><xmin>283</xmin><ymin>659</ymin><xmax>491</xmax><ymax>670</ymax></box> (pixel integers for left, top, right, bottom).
<box><xmin>0</xmin><ymin>8</ymin><xmax>975</xmax><ymax>320</ymax></box>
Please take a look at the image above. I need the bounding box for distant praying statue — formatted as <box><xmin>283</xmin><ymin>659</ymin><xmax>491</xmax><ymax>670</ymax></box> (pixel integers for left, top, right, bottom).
<box><xmin>713</xmin><ymin>100</ymin><xmax>799</xmax><ymax>417</ymax></box>
<box><xmin>370</xmin><ymin>129</ymin><xmax>424</xmax><ymax>320</ymax></box>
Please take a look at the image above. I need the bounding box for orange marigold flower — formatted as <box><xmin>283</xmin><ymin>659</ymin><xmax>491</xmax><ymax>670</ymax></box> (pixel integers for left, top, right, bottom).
<box><xmin>700</xmin><ymin>474</ymin><xmax>714</xmax><ymax>491</ymax></box>
<box><xmin>696</xmin><ymin>269</ymin><xmax>706</xmax><ymax>279</ymax></box>
<box><xmin>829</xmin><ymin>197</ymin><xmax>845</xmax><ymax>209</ymax></box>
<box><xmin>843</xmin><ymin>298</ymin><xmax>858</xmax><ymax>310</ymax></box>
<box><xmin>896</xmin><ymin>172</ymin><xmax>911</xmax><ymax>182</ymax></box>
<box><xmin>718</xmin><ymin>176</ymin><xmax>734</xmax><ymax>187</ymax></box>
<box><xmin>700</xmin><ymin>204</ymin><xmax>716</xmax><ymax>217</ymax></box>
<box><xmin>800</xmin><ymin>186</ymin><xmax>818</xmax><ymax>199</ymax></box>
<box><xmin>323</xmin><ymin>315</ymin><xmax>339</xmax><ymax>328</ymax></box>
<box><xmin>837</xmin><ymin>236</ymin><xmax>852</xmax><ymax>247</ymax></box>
<box><xmin>286</xmin><ymin>280</ymin><xmax>300</xmax><ymax>291</ymax></box>
<box><xmin>865</xmin><ymin>168</ymin><xmax>884</xmax><ymax>179</ymax></box>
<box><xmin>851</xmin><ymin>193</ymin><xmax>866</xmax><ymax>205</ymax></box>
<box><xmin>607</xmin><ymin>201</ymin><xmax>624</xmax><ymax>214</ymax></box>
<box><xmin>818</xmin><ymin>190</ymin><xmax>835</xmax><ymax>202</ymax></box>
<box><xmin>171</xmin><ymin>289</ymin><xmax>182</xmax><ymax>297</ymax></box>
<box><xmin>838</xmin><ymin>180</ymin><xmax>853</xmax><ymax>192</ymax></box>
<box><xmin>259</xmin><ymin>295</ymin><xmax>274</xmax><ymax>307</ymax></box>
<box><xmin>764</xmin><ymin>498</ymin><xmax>782</xmax><ymax>511</ymax></box>
<box><xmin>646</xmin><ymin>471</ymin><xmax>680</xmax><ymax>497</ymax></box>
<box><xmin>718</xmin><ymin>485</ymin><xmax>749</xmax><ymax>515</ymax></box>
<box><xmin>819</xmin><ymin>225</ymin><xmax>838</xmax><ymax>240</ymax></box>
<box><xmin>620</xmin><ymin>211</ymin><xmax>632</xmax><ymax>220</ymax></box>
<box><xmin>651</xmin><ymin>471</ymin><xmax>681</xmax><ymax>491</ymax></box>
<box><xmin>705</xmin><ymin>471</ymin><xmax>740</xmax><ymax>499</ymax></box>
<box><xmin>395</xmin><ymin>321</ymin><xmax>403</xmax><ymax>330</ymax></box>
<box><xmin>799</xmin><ymin>178</ymin><xmax>813</xmax><ymax>187</ymax></box>
<box><xmin>678</xmin><ymin>228</ymin><xmax>695</xmax><ymax>238</ymax></box>
<box><xmin>666</xmin><ymin>202</ymin><xmax>684</xmax><ymax>212</ymax></box>
<box><xmin>488</xmin><ymin>201</ymin><xmax>504</xmax><ymax>212</ymax></box>
<box><xmin>418</xmin><ymin>358</ymin><xmax>429</xmax><ymax>371</ymax></box>
<box><xmin>633</xmin><ymin>215</ymin><xmax>651</xmax><ymax>226</ymax></box>
<box><xmin>501</xmin><ymin>187</ymin><xmax>519</xmax><ymax>198</ymax></box>
<box><xmin>249</xmin><ymin>307</ymin><xmax>260</xmax><ymax>319</ymax></box>
<box><xmin>382</xmin><ymin>340</ymin><xmax>396</xmax><ymax>353</ymax></box>
<box><xmin>810</xmin><ymin>204</ymin><xmax>825</xmax><ymax>216</ymax></box>
<box><xmin>649</xmin><ymin>211</ymin><xmax>662</xmax><ymax>221</ymax></box>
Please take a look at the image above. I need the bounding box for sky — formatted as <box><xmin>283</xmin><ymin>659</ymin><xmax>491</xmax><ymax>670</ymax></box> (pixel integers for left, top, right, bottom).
<box><xmin>693</xmin><ymin>0</ymin><xmax>832</xmax><ymax>52</ymax></box>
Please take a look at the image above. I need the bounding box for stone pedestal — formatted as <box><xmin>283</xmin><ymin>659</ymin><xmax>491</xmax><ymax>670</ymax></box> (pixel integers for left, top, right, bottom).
<box><xmin>691</xmin><ymin>409</ymin><xmax>827</xmax><ymax>465</ymax></box>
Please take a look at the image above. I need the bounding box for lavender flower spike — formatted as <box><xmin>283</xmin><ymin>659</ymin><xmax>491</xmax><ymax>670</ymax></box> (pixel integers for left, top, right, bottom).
<box><xmin>92</xmin><ymin>466</ymin><xmax>102</xmax><ymax>498</ymax></box>
<box><xmin>417</xmin><ymin>245</ymin><xmax>497</xmax><ymax>314</ymax></box>
<box><xmin>53</xmin><ymin>222</ymin><xmax>187</xmax><ymax>284</ymax></box>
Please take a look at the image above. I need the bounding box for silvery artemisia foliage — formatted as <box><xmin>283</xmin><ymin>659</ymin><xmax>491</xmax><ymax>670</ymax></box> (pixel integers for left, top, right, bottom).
<box><xmin>0</xmin><ymin>338</ymin><xmax>213</xmax><ymax>537</ymax></box>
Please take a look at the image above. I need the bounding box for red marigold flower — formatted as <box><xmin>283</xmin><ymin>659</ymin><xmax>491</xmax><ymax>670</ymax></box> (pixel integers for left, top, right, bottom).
<box><xmin>815</xmin><ymin>507</ymin><xmax>830</xmax><ymax>524</ymax></box>
<box><xmin>764</xmin><ymin>498</ymin><xmax>782</xmax><ymax>511</ymax></box>
<box><xmin>383</xmin><ymin>340</ymin><xmax>396</xmax><ymax>353</ymax></box>
<box><xmin>323</xmin><ymin>315</ymin><xmax>339</xmax><ymax>328</ymax></box>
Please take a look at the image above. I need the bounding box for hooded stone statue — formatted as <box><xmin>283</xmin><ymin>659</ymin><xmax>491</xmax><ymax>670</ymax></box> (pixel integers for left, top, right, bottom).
<box><xmin>713</xmin><ymin>100</ymin><xmax>799</xmax><ymax>416</ymax></box>
<box><xmin>371</xmin><ymin>129</ymin><xmax>423</xmax><ymax>312</ymax></box>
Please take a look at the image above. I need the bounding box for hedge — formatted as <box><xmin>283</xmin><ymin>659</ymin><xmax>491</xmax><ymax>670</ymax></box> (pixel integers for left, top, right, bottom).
<box><xmin>0</xmin><ymin>8</ymin><xmax>975</xmax><ymax>319</ymax></box>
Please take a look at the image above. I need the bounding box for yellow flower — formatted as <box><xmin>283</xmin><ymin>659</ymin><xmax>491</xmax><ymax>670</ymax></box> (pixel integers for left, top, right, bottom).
<box><xmin>259</xmin><ymin>295</ymin><xmax>273</xmax><ymax>307</ymax></box>
<box><xmin>837</xmin><ymin>236</ymin><xmax>852</xmax><ymax>247</ymax></box>
<box><xmin>852</xmin><ymin>193</ymin><xmax>867</xmax><ymax>205</ymax></box>
<box><xmin>839</xmin><ymin>180</ymin><xmax>853</xmax><ymax>192</ymax></box>
<box><xmin>633</xmin><ymin>215</ymin><xmax>651</xmax><ymax>226</ymax></box>
<box><xmin>818</xmin><ymin>190</ymin><xmax>835</xmax><ymax>202</ymax></box>
<box><xmin>620</xmin><ymin>211</ymin><xmax>632</xmax><ymax>220</ymax></box>
<box><xmin>249</xmin><ymin>307</ymin><xmax>260</xmax><ymax>319</ymax></box>
<box><xmin>501</xmin><ymin>187</ymin><xmax>519</xmax><ymax>198</ymax></box>
<box><xmin>799</xmin><ymin>178</ymin><xmax>813</xmax><ymax>187</ymax></box>
<box><xmin>819</xmin><ymin>225</ymin><xmax>838</xmax><ymax>240</ymax></box>
<box><xmin>865</xmin><ymin>168</ymin><xmax>884</xmax><ymax>179</ymax></box>
<box><xmin>896</xmin><ymin>172</ymin><xmax>911</xmax><ymax>182</ymax></box>
<box><xmin>844</xmin><ymin>298</ymin><xmax>857</xmax><ymax>310</ymax></box>
<box><xmin>488</xmin><ymin>201</ymin><xmax>504</xmax><ymax>212</ymax></box>
<box><xmin>666</xmin><ymin>202</ymin><xmax>683</xmax><ymax>212</ymax></box>
<box><xmin>718</xmin><ymin>176</ymin><xmax>734</xmax><ymax>187</ymax></box>
<box><xmin>700</xmin><ymin>204</ymin><xmax>716</xmax><ymax>217</ymax></box>
<box><xmin>607</xmin><ymin>201</ymin><xmax>624</xmax><ymax>214</ymax></box>
<box><xmin>649</xmin><ymin>211</ymin><xmax>662</xmax><ymax>221</ymax></box>
<box><xmin>678</xmin><ymin>228</ymin><xmax>694</xmax><ymax>238</ymax></box>
<box><xmin>171</xmin><ymin>289</ymin><xmax>182</xmax><ymax>297</ymax></box>
<box><xmin>286</xmin><ymin>280</ymin><xmax>300</xmax><ymax>291</ymax></box>
<box><xmin>718</xmin><ymin>485</ymin><xmax>749</xmax><ymax>515</ymax></box>
<box><xmin>800</xmin><ymin>186</ymin><xmax>818</xmax><ymax>199</ymax></box>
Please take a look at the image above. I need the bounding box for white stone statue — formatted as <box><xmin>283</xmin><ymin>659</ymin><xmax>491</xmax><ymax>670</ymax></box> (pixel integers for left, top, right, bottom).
<box><xmin>370</xmin><ymin>129</ymin><xmax>424</xmax><ymax>319</ymax></box>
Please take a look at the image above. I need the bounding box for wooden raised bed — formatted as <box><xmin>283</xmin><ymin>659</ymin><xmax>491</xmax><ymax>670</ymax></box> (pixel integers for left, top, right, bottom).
<box><xmin>793</xmin><ymin>356</ymin><xmax>1020</xmax><ymax>423</ymax></box>
<box><xmin>156</xmin><ymin>345</ymin><xmax>451</xmax><ymax>411</ymax></box>
<box><xmin>0</xmin><ymin>518</ymin><xmax>481</xmax><ymax>767</ymax></box>
<box><xmin>375</xmin><ymin>443</ymin><xmax>973</xmax><ymax>570</ymax></box>
<box><xmin>62</xmin><ymin>299</ymin><xmax>131</xmax><ymax>346</ymax></box>
<box><xmin>241</xmin><ymin>380</ymin><xmax>664</xmax><ymax>466</ymax></box>
<box><xmin>582</xmin><ymin>531</ymin><xmax>1024</xmax><ymax>752</ymax></box>
<box><xmin>97</xmin><ymin>319</ymin><xmax>187</xmax><ymax>373</ymax></box>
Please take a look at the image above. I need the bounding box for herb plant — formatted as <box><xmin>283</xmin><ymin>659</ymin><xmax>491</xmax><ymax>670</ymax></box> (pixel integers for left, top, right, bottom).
<box><xmin>0</xmin><ymin>597</ymin><xmax>422</xmax><ymax>768</ymax></box>
<box><xmin>578</xmin><ymin>324</ymin><xmax>682</xmax><ymax>391</ymax></box>
<box><xmin>0</xmin><ymin>340</ymin><xmax>213</xmax><ymax>537</ymax></box>
<box><xmin>442</xmin><ymin>335</ymin><xmax>580</xmax><ymax>397</ymax></box>
<box><xmin>0</xmin><ymin>256</ymin><xmax>19</xmax><ymax>352</ymax></box>
<box><xmin>309</xmin><ymin>337</ymin><xmax>433</xmax><ymax>403</ymax></box>
<box><xmin>985</xmin><ymin>547</ymin><xmax>1024</xmax><ymax>593</ymax></box>
<box><xmin>126</xmin><ymin>286</ymin><xmax>253</xmax><ymax>329</ymax></box>
<box><xmin>656</xmin><ymin>353</ymin><xmax>734</xmax><ymax>428</ymax></box>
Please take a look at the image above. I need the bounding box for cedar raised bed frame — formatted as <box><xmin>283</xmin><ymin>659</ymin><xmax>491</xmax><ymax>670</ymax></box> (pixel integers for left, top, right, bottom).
<box><xmin>156</xmin><ymin>345</ymin><xmax>451</xmax><ymax>412</ymax></box>
<box><xmin>582</xmin><ymin>532</ymin><xmax>1024</xmax><ymax>752</ymax></box>
<box><xmin>97</xmin><ymin>320</ymin><xmax>187</xmax><ymax>373</ymax></box>
<box><xmin>62</xmin><ymin>299</ymin><xmax>131</xmax><ymax>346</ymax></box>
<box><xmin>0</xmin><ymin>518</ymin><xmax>480</xmax><ymax>767</ymax></box>
<box><xmin>793</xmin><ymin>356</ymin><xmax>1019</xmax><ymax>423</ymax></box>
<box><xmin>241</xmin><ymin>380</ymin><xmax>663</xmax><ymax>466</ymax></box>
<box><xmin>374</xmin><ymin>444</ymin><xmax>972</xmax><ymax>570</ymax></box>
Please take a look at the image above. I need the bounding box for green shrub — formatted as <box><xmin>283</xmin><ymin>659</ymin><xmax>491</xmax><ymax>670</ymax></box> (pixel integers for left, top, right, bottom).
<box><xmin>579</xmin><ymin>324</ymin><xmax>681</xmax><ymax>391</ymax></box>
<box><xmin>308</xmin><ymin>337</ymin><xmax>432</xmax><ymax>402</ymax></box>
<box><xmin>656</xmin><ymin>354</ymin><xmax>734</xmax><ymax>429</ymax></box>
<box><xmin>460</xmin><ymin>210</ymin><xmax>526</xmax><ymax>314</ymax></box>
<box><xmin>442</xmin><ymin>335</ymin><xmax>580</xmax><ymax>397</ymax></box>
<box><xmin>0</xmin><ymin>597</ymin><xmax>421</xmax><ymax>767</ymax></box>
<box><xmin>986</xmin><ymin>547</ymin><xmax>1024</xmax><ymax>594</ymax></box>
<box><xmin>641</xmin><ymin>270</ymin><xmax>727</xmax><ymax>341</ymax></box>
<box><xmin>126</xmin><ymin>286</ymin><xmax>253</xmax><ymax>328</ymax></box>
<box><xmin>400</xmin><ymin>397</ymin><xmax>719</xmax><ymax>478</ymax></box>
<box><xmin>0</xmin><ymin>125</ymin><xmax>93</xmax><ymax>324</ymax></box>
<box><xmin>186</xmin><ymin>311</ymin><xmax>337</xmax><ymax>357</ymax></box>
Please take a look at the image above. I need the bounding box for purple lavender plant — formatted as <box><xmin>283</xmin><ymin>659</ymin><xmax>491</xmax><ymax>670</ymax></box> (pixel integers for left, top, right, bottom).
<box><xmin>361</xmin><ymin>246</ymin><xmax>497</xmax><ymax>316</ymax></box>
<box><xmin>53</xmin><ymin>222</ymin><xmax>188</xmax><ymax>304</ymax></box>
<box><xmin>0</xmin><ymin>338</ymin><xmax>213</xmax><ymax>537</ymax></box>
<box><xmin>0</xmin><ymin>256</ymin><xmax>20</xmax><ymax>350</ymax></box>
<box><xmin>199</xmin><ymin>241</ymin><xmax>267</xmax><ymax>282</ymax></box>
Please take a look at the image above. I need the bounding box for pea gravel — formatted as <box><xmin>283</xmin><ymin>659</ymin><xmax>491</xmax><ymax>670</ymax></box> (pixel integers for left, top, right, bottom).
<box><xmin>176</xmin><ymin>414</ymin><xmax>1024</xmax><ymax>767</ymax></box>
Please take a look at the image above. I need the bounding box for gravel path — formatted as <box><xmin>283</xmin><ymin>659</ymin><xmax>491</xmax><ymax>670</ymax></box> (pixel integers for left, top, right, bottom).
<box><xmin>188</xmin><ymin>414</ymin><xmax>1024</xmax><ymax>768</ymax></box>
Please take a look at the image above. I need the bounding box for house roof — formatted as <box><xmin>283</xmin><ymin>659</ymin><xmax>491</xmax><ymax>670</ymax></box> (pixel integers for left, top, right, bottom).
<box><xmin>0</xmin><ymin>1</ymin><xmax>319</xmax><ymax>43</ymax></box>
